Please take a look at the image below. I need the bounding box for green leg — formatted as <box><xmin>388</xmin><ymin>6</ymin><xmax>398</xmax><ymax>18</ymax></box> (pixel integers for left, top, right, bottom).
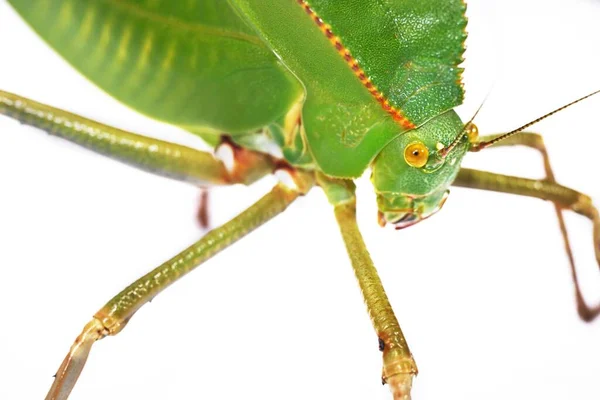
<box><xmin>478</xmin><ymin>131</ymin><xmax>572</xmax><ymax>284</ymax></box>
<box><xmin>317</xmin><ymin>175</ymin><xmax>417</xmax><ymax>400</ymax></box>
<box><xmin>472</xmin><ymin>132</ymin><xmax>599</xmax><ymax>321</ymax></box>
<box><xmin>0</xmin><ymin>90</ymin><xmax>275</xmax><ymax>186</ymax></box>
<box><xmin>45</xmin><ymin>172</ymin><xmax>314</xmax><ymax>400</ymax></box>
<box><xmin>453</xmin><ymin>167</ymin><xmax>600</xmax><ymax>321</ymax></box>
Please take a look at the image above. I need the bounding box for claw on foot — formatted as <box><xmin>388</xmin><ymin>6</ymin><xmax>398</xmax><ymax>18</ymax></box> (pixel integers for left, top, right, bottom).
<box><xmin>45</xmin><ymin>319</ymin><xmax>107</xmax><ymax>400</ymax></box>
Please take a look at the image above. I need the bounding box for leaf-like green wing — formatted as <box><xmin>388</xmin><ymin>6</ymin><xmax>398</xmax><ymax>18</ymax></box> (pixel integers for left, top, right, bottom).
<box><xmin>7</xmin><ymin>0</ymin><xmax>303</xmax><ymax>134</ymax></box>
<box><xmin>10</xmin><ymin>0</ymin><xmax>467</xmax><ymax>178</ymax></box>
<box><xmin>309</xmin><ymin>0</ymin><xmax>467</xmax><ymax>126</ymax></box>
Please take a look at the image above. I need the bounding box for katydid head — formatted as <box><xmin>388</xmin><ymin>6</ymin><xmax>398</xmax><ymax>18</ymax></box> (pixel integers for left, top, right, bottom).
<box><xmin>371</xmin><ymin>89</ymin><xmax>600</xmax><ymax>229</ymax></box>
<box><xmin>371</xmin><ymin>110</ymin><xmax>470</xmax><ymax>229</ymax></box>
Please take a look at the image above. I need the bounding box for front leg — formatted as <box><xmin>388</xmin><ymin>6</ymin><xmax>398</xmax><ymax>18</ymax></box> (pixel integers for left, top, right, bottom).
<box><xmin>453</xmin><ymin>168</ymin><xmax>600</xmax><ymax>321</ymax></box>
<box><xmin>318</xmin><ymin>174</ymin><xmax>417</xmax><ymax>399</ymax></box>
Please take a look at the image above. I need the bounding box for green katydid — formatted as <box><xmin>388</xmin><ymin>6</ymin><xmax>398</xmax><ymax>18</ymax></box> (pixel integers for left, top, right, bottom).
<box><xmin>1</xmin><ymin>2</ymin><xmax>600</xmax><ymax>400</ymax></box>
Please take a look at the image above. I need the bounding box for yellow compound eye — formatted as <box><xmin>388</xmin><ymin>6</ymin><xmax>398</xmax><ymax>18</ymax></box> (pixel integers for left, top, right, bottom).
<box><xmin>404</xmin><ymin>142</ymin><xmax>429</xmax><ymax>168</ymax></box>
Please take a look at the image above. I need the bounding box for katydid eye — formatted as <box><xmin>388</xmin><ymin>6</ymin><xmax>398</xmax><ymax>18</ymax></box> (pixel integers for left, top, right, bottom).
<box><xmin>404</xmin><ymin>142</ymin><xmax>429</xmax><ymax>168</ymax></box>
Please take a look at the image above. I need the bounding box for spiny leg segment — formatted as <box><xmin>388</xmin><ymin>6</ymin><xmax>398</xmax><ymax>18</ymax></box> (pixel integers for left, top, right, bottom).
<box><xmin>45</xmin><ymin>173</ymin><xmax>314</xmax><ymax>400</ymax></box>
<box><xmin>318</xmin><ymin>174</ymin><xmax>417</xmax><ymax>400</ymax></box>
<box><xmin>453</xmin><ymin>167</ymin><xmax>600</xmax><ymax>321</ymax></box>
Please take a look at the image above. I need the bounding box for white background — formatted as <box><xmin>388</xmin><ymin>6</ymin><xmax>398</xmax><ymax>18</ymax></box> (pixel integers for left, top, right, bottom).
<box><xmin>1</xmin><ymin>1</ymin><xmax>600</xmax><ymax>399</ymax></box>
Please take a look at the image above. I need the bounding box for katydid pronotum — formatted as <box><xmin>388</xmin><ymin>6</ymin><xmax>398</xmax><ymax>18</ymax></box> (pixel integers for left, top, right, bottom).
<box><xmin>1</xmin><ymin>0</ymin><xmax>600</xmax><ymax>399</ymax></box>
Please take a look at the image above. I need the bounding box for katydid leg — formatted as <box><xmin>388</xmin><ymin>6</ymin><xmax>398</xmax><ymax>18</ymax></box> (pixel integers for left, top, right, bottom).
<box><xmin>0</xmin><ymin>90</ymin><xmax>275</xmax><ymax>186</ymax></box>
<box><xmin>45</xmin><ymin>173</ymin><xmax>314</xmax><ymax>400</ymax></box>
<box><xmin>476</xmin><ymin>132</ymin><xmax>583</xmax><ymax>314</ymax></box>
<box><xmin>197</xmin><ymin>188</ymin><xmax>211</xmax><ymax>229</ymax></box>
<box><xmin>318</xmin><ymin>175</ymin><xmax>417</xmax><ymax>400</ymax></box>
<box><xmin>453</xmin><ymin>168</ymin><xmax>600</xmax><ymax>321</ymax></box>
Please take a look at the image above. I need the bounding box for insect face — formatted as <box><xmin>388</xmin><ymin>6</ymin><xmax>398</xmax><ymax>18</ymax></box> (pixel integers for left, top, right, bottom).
<box><xmin>371</xmin><ymin>110</ymin><xmax>469</xmax><ymax>228</ymax></box>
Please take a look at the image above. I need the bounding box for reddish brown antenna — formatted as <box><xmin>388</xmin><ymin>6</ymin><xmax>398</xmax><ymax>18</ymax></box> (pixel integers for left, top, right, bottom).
<box><xmin>471</xmin><ymin>89</ymin><xmax>600</xmax><ymax>151</ymax></box>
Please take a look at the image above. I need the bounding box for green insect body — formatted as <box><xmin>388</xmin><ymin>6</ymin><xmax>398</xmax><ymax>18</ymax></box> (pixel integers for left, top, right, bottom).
<box><xmin>2</xmin><ymin>1</ymin><xmax>600</xmax><ymax>399</ymax></box>
<box><xmin>9</xmin><ymin>0</ymin><xmax>469</xmax><ymax>226</ymax></box>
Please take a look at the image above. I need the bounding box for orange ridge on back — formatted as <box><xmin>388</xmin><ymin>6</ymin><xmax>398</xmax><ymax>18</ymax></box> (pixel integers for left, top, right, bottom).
<box><xmin>296</xmin><ymin>0</ymin><xmax>416</xmax><ymax>130</ymax></box>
